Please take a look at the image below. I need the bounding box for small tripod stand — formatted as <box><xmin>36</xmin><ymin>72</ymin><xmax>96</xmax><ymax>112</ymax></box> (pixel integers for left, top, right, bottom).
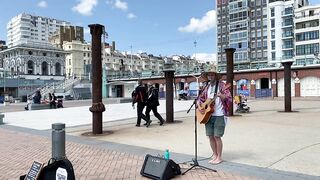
<box><xmin>182</xmin><ymin>99</ymin><xmax>216</xmax><ymax>175</ymax></box>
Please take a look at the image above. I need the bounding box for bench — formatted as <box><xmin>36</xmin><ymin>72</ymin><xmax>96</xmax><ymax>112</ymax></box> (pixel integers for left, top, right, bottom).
<box><xmin>28</xmin><ymin>103</ymin><xmax>51</xmax><ymax>110</ymax></box>
<box><xmin>0</xmin><ymin>114</ymin><xmax>4</xmax><ymax>124</ymax></box>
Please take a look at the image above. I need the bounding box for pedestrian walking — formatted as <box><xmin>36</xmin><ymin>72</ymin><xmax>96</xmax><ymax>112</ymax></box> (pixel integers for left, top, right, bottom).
<box><xmin>132</xmin><ymin>80</ymin><xmax>151</xmax><ymax>127</ymax></box>
<box><xmin>145</xmin><ymin>83</ymin><xmax>165</xmax><ymax>126</ymax></box>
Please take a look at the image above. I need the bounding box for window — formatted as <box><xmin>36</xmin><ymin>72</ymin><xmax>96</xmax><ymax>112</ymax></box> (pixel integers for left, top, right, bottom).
<box><xmin>256</xmin><ymin>10</ymin><xmax>261</xmax><ymax>16</ymax></box>
<box><xmin>55</xmin><ymin>63</ymin><xmax>61</xmax><ymax>75</ymax></box>
<box><xmin>251</xmin><ymin>21</ymin><xmax>255</xmax><ymax>28</ymax></box>
<box><xmin>41</xmin><ymin>62</ymin><xmax>48</xmax><ymax>75</ymax></box>
<box><xmin>69</xmin><ymin>59</ymin><xmax>71</xmax><ymax>65</ymax></box>
<box><xmin>272</xmin><ymin>52</ymin><xmax>276</xmax><ymax>60</ymax></box>
<box><xmin>271</xmin><ymin>41</ymin><xmax>275</xmax><ymax>50</ymax></box>
<box><xmin>271</xmin><ymin>19</ymin><xmax>275</xmax><ymax>28</ymax></box>
<box><xmin>27</xmin><ymin>60</ymin><xmax>34</xmax><ymax>74</ymax></box>
<box><xmin>263</xmin><ymin>41</ymin><xmax>267</xmax><ymax>47</ymax></box>
<box><xmin>263</xmin><ymin>8</ymin><xmax>267</xmax><ymax>15</ymax></box>
<box><xmin>309</xmin><ymin>10</ymin><xmax>314</xmax><ymax>16</ymax></box>
<box><xmin>257</xmin><ymin>30</ymin><xmax>261</xmax><ymax>38</ymax></box>
<box><xmin>296</xmin><ymin>43</ymin><xmax>320</xmax><ymax>55</ymax></box>
<box><xmin>271</xmin><ymin>30</ymin><xmax>275</xmax><ymax>39</ymax></box>
<box><xmin>296</xmin><ymin>31</ymin><xmax>319</xmax><ymax>41</ymax></box>
<box><xmin>271</xmin><ymin>8</ymin><xmax>275</xmax><ymax>17</ymax></box>
<box><xmin>257</xmin><ymin>20</ymin><xmax>261</xmax><ymax>27</ymax></box>
<box><xmin>257</xmin><ymin>41</ymin><xmax>262</xmax><ymax>48</ymax></box>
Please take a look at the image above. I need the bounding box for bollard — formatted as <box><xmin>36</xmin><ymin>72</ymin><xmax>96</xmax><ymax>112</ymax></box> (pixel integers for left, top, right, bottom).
<box><xmin>52</xmin><ymin>123</ymin><xmax>65</xmax><ymax>160</ymax></box>
<box><xmin>0</xmin><ymin>113</ymin><xmax>4</xmax><ymax>124</ymax></box>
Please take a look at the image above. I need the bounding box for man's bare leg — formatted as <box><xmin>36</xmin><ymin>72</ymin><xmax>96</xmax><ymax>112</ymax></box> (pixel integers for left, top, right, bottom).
<box><xmin>210</xmin><ymin>136</ymin><xmax>223</xmax><ymax>164</ymax></box>
<box><xmin>208</xmin><ymin>136</ymin><xmax>217</xmax><ymax>163</ymax></box>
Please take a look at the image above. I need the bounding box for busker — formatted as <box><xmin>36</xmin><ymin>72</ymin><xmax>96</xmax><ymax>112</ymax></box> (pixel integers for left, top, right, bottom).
<box><xmin>197</xmin><ymin>66</ymin><xmax>232</xmax><ymax>164</ymax></box>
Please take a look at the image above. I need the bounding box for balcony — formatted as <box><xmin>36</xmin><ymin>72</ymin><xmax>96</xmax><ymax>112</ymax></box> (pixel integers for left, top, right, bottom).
<box><xmin>282</xmin><ymin>55</ymin><xmax>293</xmax><ymax>60</ymax></box>
<box><xmin>295</xmin><ymin>13</ymin><xmax>320</xmax><ymax>20</ymax></box>
<box><xmin>282</xmin><ymin>11</ymin><xmax>293</xmax><ymax>17</ymax></box>
<box><xmin>282</xmin><ymin>45</ymin><xmax>294</xmax><ymax>49</ymax></box>
<box><xmin>282</xmin><ymin>22</ymin><xmax>293</xmax><ymax>28</ymax></box>
<box><xmin>282</xmin><ymin>33</ymin><xmax>293</xmax><ymax>39</ymax></box>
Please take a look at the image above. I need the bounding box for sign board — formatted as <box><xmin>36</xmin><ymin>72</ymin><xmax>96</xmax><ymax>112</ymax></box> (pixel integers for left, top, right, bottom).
<box><xmin>24</xmin><ymin>161</ymin><xmax>44</xmax><ymax>180</ymax></box>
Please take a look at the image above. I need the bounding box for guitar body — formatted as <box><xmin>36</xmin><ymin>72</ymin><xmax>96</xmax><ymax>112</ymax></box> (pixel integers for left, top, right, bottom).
<box><xmin>196</xmin><ymin>99</ymin><xmax>215</xmax><ymax>124</ymax></box>
<box><xmin>196</xmin><ymin>83</ymin><xmax>231</xmax><ymax>124</ymax></box>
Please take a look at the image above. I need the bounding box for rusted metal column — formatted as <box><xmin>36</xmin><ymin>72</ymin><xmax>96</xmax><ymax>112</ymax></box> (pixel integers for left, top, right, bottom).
<box><xmin>225</xmin><ymin>48</ymin><xmax>236</xmax><ymax>116</ymax></box>
<box><xmin>281</xmin><ymin>61</ymin><xmax>293</xmax><ymax>112</ymax></box>
<box><xmin>163</xmin><ymin>61</ymin><xmax>175</xmax><ymax>123</ymax></box>
<box><xmin>89</xmin><ymin>24</ymin><xmax>105</xmax><ymax>134</ymax></box>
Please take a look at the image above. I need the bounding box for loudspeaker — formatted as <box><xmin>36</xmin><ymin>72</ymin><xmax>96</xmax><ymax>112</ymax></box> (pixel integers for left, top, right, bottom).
<box><xmin>140</xmin><ymin>154</ymin><xmax>181</xmax><ymax>180</ymax></box>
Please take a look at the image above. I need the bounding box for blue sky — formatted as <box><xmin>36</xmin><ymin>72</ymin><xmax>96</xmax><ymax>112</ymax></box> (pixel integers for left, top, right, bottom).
<box><xmin>0</xmin><ymin>0</ymin><xmax>319</xmax><ymax>61</ymax></box>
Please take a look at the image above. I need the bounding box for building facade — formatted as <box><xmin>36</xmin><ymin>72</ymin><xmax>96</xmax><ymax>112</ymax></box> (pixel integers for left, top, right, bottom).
<box><xmin>63</xmin><ymin>40</ymin><xmax>91</xmax><ymax>78</ymax></box>
<box><xmin>294</xmin><ymin>4</ymin><xmax>320</xmax><ymax>65</ymax></box>
<box><xmin>217</xmin><ymin>0</ymin><xmax>309</xmax><ymax>71</ymax></box>
<box><xmin>0</xmin><ymin>42</ymin><xmax>66</xmax><ymax>80</ymax></box>
<box><xmin>268</xmin><ymin>0</ymin><xmax>296</xmax><ymax>67</ymax></box>
<box><xmin>7</xmin><ymin>13</ymin><xmax>71</xmax><ymax>47</ymax></box>
<box><xmin>217</xmin><ymin>0</ymin><xmax>229</xmax><ymax>70</ymax></box>
<box><xmin>49</xmin><ymin>26</ymin><xmax>84</xmax><ymax>48</ymax></box>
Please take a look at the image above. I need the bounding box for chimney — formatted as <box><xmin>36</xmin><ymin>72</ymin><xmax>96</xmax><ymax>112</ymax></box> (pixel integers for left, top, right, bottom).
<box><xmin>112</xmin><ymin>41</ymin><xmax>116</xmax><ymax>52</ymax></box>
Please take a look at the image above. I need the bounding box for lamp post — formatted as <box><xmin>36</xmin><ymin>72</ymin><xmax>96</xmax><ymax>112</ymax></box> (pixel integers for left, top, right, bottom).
<box><xmin>194</xmin><ymin>40</ymin><xmax>197</xmax><ymax>72</ymax></box>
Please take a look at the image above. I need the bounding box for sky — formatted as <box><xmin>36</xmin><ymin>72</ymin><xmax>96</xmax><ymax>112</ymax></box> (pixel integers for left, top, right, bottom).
<box><xmin>0</xmin><ymin>0</ymin><xmax>319</xmax><ymax>62</ymax></box>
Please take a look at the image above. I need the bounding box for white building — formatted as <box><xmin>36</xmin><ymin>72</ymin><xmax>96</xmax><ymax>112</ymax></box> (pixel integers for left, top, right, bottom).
<box><xmin>0</xmin><ymin>42</ymin><xmax>66</xmax><ymax>80</ymax></box>
<box><xmin>7</xmin><ymin>13</ymin><xmax>71</xmax><ymax>48</ymax></box>
<box><xmin>294</xmin><ymin>4</ymin><xmax>320</xmax><ymax>65</ymax></box>
<box><xmin>268</xmin><ymin>0</ymin><xmax>296</xmax><ymax>66</ymax></box>
<box><xmin>63</xmin><ymin>40</ymin><xmax>91</xmax><ymax>78</ymax></box>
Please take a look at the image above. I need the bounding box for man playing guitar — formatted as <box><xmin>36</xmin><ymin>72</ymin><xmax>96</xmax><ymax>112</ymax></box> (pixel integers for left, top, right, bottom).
<box><xmin>197</xmin><ymin>69</ymin><xmax>232</xmax><ymax>165</ymax></box>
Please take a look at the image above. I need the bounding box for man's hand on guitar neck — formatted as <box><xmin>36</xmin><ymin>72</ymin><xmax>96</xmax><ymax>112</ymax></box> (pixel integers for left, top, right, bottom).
<box><xmin>217</xmin><ymin>92</ymin><xmax>226</xmax><ymax>100</ymax></box>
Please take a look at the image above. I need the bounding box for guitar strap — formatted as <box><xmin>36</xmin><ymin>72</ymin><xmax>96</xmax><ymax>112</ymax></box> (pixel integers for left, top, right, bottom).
<box><xmin>214</xmin><ymin>80</ymin><xmax>219</xmax><ymax>95</ymax></box>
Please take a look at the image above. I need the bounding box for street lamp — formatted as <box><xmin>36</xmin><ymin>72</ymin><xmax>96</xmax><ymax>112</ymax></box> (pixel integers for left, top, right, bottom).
<box><xmin>194</xmin><ymin>40</ymin><xmax>197</xmax><ymax>72</ymax></box>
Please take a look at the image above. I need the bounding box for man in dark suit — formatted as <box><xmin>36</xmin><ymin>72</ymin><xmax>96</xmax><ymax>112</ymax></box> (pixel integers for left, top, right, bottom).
<box><xmin>132</xmin><ymin>80</ymin><xmax>151</xmax><ymax>127</ymax></box>
<box><xmin>146</xmin><ymin>83</ymin><xmax>165</xmax><ymax>126</ymax></box>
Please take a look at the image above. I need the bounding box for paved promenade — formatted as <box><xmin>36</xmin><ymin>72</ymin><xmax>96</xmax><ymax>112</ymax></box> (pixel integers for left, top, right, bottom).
<box><xmin>1</xmin><ymin>98</ymin><xmax>320</xmax><ymax>179</ymax></box>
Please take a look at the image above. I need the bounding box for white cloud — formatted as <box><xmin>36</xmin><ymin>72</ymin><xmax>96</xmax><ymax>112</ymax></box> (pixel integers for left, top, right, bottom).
<box><xmin>114</xmin><ymin>0</ymin><xmax>128</xmax><ymax>11</ymax></box>
<box><xmin>192</xmin><ymin>53</ymin><xmax>217</xmax><ymax>64</ymax></box>
<box><xmin>127</xmin><ymin>13</ymin><xmax>136</xmax><ymax>19</ymax></box>
<box><xmin>37</xmin><ymin>1</ymin><xmax>47</xmax><ymax>8</ymax></box>
<box><xmin>72</xmin><ymin>0</ymin><xmax>98</xmax><ymax>16</ymax></box>
<box><xmin>178</xmin><ymin>10</ymin><xmax>216</xmax><ymax>34</ymax></box>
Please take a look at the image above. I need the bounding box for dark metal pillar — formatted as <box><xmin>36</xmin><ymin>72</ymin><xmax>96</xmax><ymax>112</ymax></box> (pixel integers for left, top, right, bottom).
<box><xmin>163</xmin><ymin>62</ymin><xmax>175</xmax><ymax>123</ymax></box>
<box><xmin>89</xmin><ymin>24</ymin><xmax>105</xmax><ymax>134</ymax></box>
<box><xmin>281</xmin><ymin>61</ymin><xmax>294</xmax><ymax>112</ymax></box>
<box><xmin>225</xmin><ymin>48</ymin><xmax>236</xmax><ymax>116</ymax></box>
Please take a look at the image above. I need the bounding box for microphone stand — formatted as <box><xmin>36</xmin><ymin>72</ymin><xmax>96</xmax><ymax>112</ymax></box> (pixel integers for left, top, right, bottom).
<box><xmin>182</xmin><ymin>97</ymin><xmax>216</xmax><ymax>175</ymax></box>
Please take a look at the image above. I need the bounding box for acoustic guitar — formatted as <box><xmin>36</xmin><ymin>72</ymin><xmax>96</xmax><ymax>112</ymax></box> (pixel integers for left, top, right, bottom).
<box><xmin>196</xmin><ymin>83</ymin><xmax>231</xmax><ymax>124</ymax></box>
